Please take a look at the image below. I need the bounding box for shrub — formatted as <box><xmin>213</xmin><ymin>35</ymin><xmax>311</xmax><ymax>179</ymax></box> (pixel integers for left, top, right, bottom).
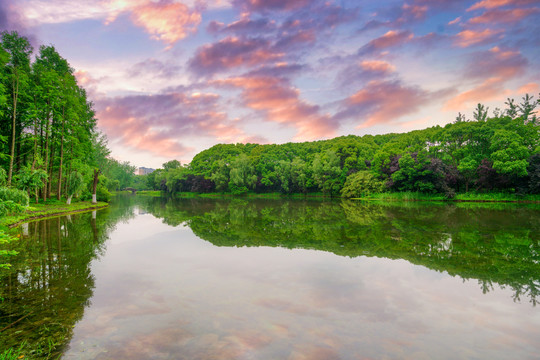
<box><xmin>0</xmin><ymin>167</ymin><xmax>6</xmax><ymax>186</ymax></box>
<box><xmin>96</xmin><ymin>185</ymin><xmax>111</xmax><ymax>202</ymax></box>
<box><xmin>0</xmin><ymin>187</ymin><xmax>29</xmax><ymax>207</ymax></box>
<box><xmin>229</xmin><ymin>183</ymin><xmax>248</xmax><ymax>195</ymax></box>
<box><xmin>0</xmin><ymin>200</ymin><xmax>26</xmax><ymax>216</ymax></box>
<box><xmin>341</xmin><ymin>171</ymin><xmax>386</xmax><ymax>198</ymax></box>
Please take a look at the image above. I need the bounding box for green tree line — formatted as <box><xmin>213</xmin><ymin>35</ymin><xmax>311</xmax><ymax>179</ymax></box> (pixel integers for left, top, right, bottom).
<box><xmin>143</xmin><ymin>97</ymin><xmax>539</xmax><ymax>198</ymax></box>
<box><xmin>0</xmin><ymin>31</ymin><xmax>136</xmax><ymax>214</ymax></box>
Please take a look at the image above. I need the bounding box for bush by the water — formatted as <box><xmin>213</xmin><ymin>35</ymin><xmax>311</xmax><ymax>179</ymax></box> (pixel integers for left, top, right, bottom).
<box><xmin>341</xmin><ymin>171</ymin><xmax>386</xmax><ymax>198</ymax></box>
<box><xmin>0</xmin><ymin>187</ymin><xmax>30</xmax><ymax>207</ymax></box>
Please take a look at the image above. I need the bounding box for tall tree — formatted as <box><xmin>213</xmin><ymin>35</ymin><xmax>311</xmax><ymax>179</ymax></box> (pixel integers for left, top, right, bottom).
<box><xmin>33</xmin><ymin>45</ymin><xmax>72</xmax><ymax>200</ymax></box>
<box><xmin>1</xmin><ymin>31</ymin><xmax>33</xmax><ymax>186</ymax></box>
<box><xmin>229</xmin><ymin>154</ymin><xmax>257</xmax><ymax>193</ymax></box>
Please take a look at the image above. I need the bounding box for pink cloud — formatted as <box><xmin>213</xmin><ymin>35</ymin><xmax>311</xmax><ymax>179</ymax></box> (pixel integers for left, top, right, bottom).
<box><xmin>399</xmin><ymin>3</ymin><xmax>429</xmax><ymax>22</ymax></box>
<box><xmin>469</xmin><ymin>7</ymin><xmax>537</xmax><ymax>24</ymax></box>
<box><xmin>518</xmin><ymin>82</ymin><xmax>539</xmax><ymax>94</ymax></box>
<box><xmin>189</xmin><ymin>37</ymin><xmax>284</xmax><ymax>75</ymax></box>
<box><xmin>232</xmin><ymin>0</ymin><xmax>311</xmax><ymax>13</ymax></box>
<box><xmin>335</xmin><ymin>60</ymin><xmax>396</xmax><ymax>88</ymax></box>
<box><xmin>359</xmin><ymin>30</ymin><xmax>414</xmax><ymax>55</ymax></box>
<box><xmin>465</xmin><ymin>46</ymin><xmax>527</xmax><ymax>81</ymax></box>
<box><xmin>74</xmin><ymin>70</ymin><xmax>104</xmax><ymax>98</ymax></box>
<box><xmin>467</xmin><ymin>0</ymin><xmax>537</xmax><ymax>11</ymax></box>
<box><xmin>274</xmin><ymin>29</ymin><xmax>316</xmax><ymax>50</ymax></box>
<box><xmin>443</xmin><ymin>78</ymin><xmax>509</xmax><ymax>110</ymax></box>
<box><xmin>95</xmin><ymin>91</ymin><xmax>259</xmax><ymax>157</ymax></box>
<box><xmin>18</xmin><ymin>0</ymin><xmax>201</xmax><ymax>46</ymax></box>
<box><xmin>127</xmin><ymin>58</ymin><xmax>181</xmax><ymax>79</ymax></box>
<box><xmin>445</xmin><ymin>47</ymin><xmax>527</xmax><ymax>111</ymax></box>
<box><xmin>129</xmin><ymin>1</ymin><xmax>201</xmax><ymax>47</ymax></box>
<box><xmin>214</xmin><ymin>75</ymin><xmax>336</xmax><ymax>140</ymax></box>
<box><xmin>208</xmin><ymin>18</ymin><xmax>276</xmax><ymax>35</ymax></box>
<box><xmin>101</xmin><ymin>0</ymin><xmax>202</xmax><ymax>47</ymax></box>
<box><xmin>335</xmin><ymin>80</ymin><xmax>432</xmax><ymax>128</ymax></box>
<box><xmin>360</xmin><ymin>60</ymin><xmax>396</xmax><ymax>74</ymax></box>
<box><xmin>454</xmin><ymin>28</ymin><xmax>502</xmax><ymax>47</ymax></box>
<box><xmin>448</xmin><ymin>16</ymin><xmax>462</xmax><ymax>25</ymax></box>
<box><xmin>399</xmin><ymin>116</ymin><xmax>431</xmax><ymax>129</ymax></box>
<box><xmin>74</xmin><ymin>70</ymin><xmax>97</xmax><ymax>87</ymax></box>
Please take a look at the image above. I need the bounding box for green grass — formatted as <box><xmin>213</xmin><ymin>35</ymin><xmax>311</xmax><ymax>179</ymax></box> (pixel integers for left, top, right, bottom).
<box><xmin>0</xmin><ymin>340</ymin><xmax>64</xmax><ymax>360</ymax></box>
<box><xmin>354</xmin><ymin>192</ymin><xmax>447</xmax><ymax>201</ymax></box>
<box><xmin>0</xmin><ymin>200</ymin><xmax>108</xmax><ymax>228</ymax></box>
<box><xmin>135</xmin><ymin>190</ymin><xmax>166</xmax><ymax>197</ymax></box>
<box><xmin>0</xmin><ymin>346</ymin><xmax>24</xmax><ymax>360</ymax></box>
<box><xmin>127</xmin><ymin>189</ymin><xmax>540</xmax><ymax>203</ymax></box>
<box><xmin>454</xmin><ymin>192</ymin><xmax>540</xmax><ymax>202</ymax></box>
<box><xmin>354</xmin><ymin>191</ymin><xmax>540</xmax><ymax>203</ymax></box>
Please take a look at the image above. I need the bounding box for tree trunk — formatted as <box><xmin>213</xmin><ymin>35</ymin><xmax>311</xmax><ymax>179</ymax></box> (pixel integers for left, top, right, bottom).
<box><xmin>43</xmin><ymin>113</ymin><xmax>51</xmax><ymax>202</ymax></box>
<box><xmin>92</xmin><ymin>169</ymin><xmax>100</xmax><ymax>204</ymax></box>
<box><xmin>31</xmin><ymin>113</ymin><xmax>38</xmax><ymax>171</ymax></box>
<box><xmin>47</xmin><ymin>143</ymin><xmax>54</xmax><ymax>199</ymax></box>
<box><xmin>66</xmin><ymin>195</ymin><xmax>72</xmax><ymax>205</ymax></box>
<box><xmin>57</xmin><ymin>111</ymin><xmax>65</xmax><ymax>200</ymax></box>
<box><xmin>7</xmin><ymin>75</ymin><xmax>18</xmax><ymax>186</ymax></box>
<box><xmin>64</xmin><ymin>144</ymin><xmax>73</xmax><ymax>196</ymax></box>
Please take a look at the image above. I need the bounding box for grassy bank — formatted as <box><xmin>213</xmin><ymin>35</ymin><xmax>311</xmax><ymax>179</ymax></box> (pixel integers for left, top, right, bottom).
<box><xmin>354</xmin><ymin>192</ymin><xmax>540</xmax><ymax>203</ymax></box>
<box><xmin>1</xmin><ymin>200</ymin><xmax>109</xmax><ymax>228</ymax></box>
<box><xmin>134</xmin><ymin>190</ymin><xmax>540</xmax><ymax>203</ymax></box>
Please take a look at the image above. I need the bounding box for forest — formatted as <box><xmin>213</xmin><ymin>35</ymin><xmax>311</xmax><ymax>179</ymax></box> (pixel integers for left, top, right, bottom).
<box><xmin>147</xmin><ymin>98</ymin><xmax>540</xmax><ymax>199</ymax></box>
<box><xmin>1</xmin><ymin>30</ymin><xmax>539</xmax><ymax>214</ymax></box>
<box><xmin>0</xmin><ymin>31</ymin><xmax>136</xmax><ymax>217</ymax></box>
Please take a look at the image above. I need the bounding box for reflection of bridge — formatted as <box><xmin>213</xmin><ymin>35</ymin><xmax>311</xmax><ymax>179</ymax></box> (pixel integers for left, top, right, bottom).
<box><xmin>124</xmin><ymin>187</ymin><xmax>137</xmax><ymax>194</ymax></box>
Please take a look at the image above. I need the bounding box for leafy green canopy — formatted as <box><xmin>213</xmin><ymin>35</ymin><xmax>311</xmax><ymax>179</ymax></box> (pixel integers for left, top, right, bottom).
<box><xmin>154</xmin><ymin>95</ymin><xmax>539</xmax><ymax>197</ymax></box>
<box><xmin>0</xmin><ymin>32</ymin><xmax>137</xmax><ymax>203</ymax></box>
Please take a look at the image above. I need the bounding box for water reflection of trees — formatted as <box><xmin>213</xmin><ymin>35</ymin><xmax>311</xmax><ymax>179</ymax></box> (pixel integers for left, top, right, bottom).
<box><xmin>142</xmin><ymin>197</ymin><xmax>540</xmax><ymax>306</ymax></box>
<box><xmin>0</xmin><ymin>202</ymin><xmax>136</xmax><ymax>357</ymax></box>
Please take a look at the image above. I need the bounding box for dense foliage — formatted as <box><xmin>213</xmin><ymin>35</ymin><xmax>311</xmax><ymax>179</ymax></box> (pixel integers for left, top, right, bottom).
<box><xmin>148</xmin><ymin>97</ymin><xmax>539</xmax><ymax>198</ymax></box>
<box><xmin>0</xmin><ymin>31</ymin><xmax>136</xmax><ymax>209</ymax></box>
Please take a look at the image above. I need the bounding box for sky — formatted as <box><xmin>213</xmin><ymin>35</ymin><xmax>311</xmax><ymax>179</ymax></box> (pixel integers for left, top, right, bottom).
<box><xmin>1</xmin><ymin>0</ymin><xmax>539</xmax><ymax>169</ymax></box>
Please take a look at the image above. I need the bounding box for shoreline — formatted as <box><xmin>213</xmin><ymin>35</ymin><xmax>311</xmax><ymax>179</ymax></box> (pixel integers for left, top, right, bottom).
<box><xmin>134</xmin><ymin>191</ymin><xmax>540</xmax><ymax>203</ymax></box>
<box><xmin>2</xmin><ymin>202</ymin><xmax>109</xmax><ymax>229</ymax></box>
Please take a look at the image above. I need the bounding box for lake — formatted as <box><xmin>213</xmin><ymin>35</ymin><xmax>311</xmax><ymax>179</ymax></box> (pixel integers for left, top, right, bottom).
<box><xmin>1</xmin><ymin>195</ymin><xmax>539</xmax><ymax>359</ymax></box>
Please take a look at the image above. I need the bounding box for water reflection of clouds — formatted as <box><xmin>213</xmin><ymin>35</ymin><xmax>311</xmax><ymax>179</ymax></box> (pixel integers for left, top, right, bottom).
<box><xmin>64</xmin><ymin>215</ymin><xmax>540</xmax><ymax>360</ymax></box>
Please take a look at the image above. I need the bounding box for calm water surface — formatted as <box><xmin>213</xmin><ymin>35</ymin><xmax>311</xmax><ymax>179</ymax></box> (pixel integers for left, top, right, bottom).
<box><xmin>1</xmin><ymin>196</ymin><xmax>539</xmax><ymax>359</ymax></box>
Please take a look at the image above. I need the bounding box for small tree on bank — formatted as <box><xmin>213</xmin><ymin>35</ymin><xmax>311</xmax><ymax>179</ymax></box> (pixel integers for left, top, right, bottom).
<box><xmin>66</xmin><ymin>171</ymin><xmax>84</xmax><ymax>205</ymax></box>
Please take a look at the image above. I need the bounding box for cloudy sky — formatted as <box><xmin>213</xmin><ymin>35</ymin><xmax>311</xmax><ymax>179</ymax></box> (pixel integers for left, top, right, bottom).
<box><xmin>2</xmin><ymin>0</ymin><xmax>539</xmax><ymax>169</ymax></box>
